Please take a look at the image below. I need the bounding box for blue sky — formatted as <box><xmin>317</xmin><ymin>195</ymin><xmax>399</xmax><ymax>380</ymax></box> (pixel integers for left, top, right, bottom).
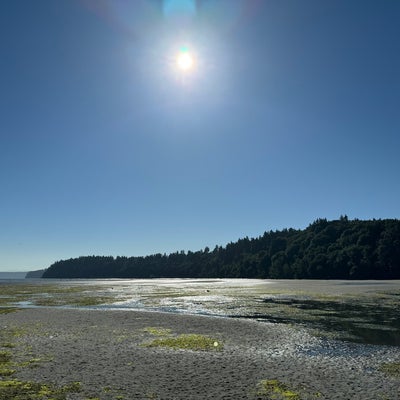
<box><xmin>1</xmin><ymin>0</ymin><xmax>399</xmax><ymax>271</ymax></box>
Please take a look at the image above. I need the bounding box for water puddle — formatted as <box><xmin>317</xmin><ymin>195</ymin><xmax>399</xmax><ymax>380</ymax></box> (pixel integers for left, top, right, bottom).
<box><xmin>239</xmin><ymin>297</ymin><xmax>400</xmax><ymax>346</ymax></box>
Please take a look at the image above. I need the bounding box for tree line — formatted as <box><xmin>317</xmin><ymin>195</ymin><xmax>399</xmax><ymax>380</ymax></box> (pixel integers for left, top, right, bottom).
<box><xmin>41</xmin><ymin>217</ymin><xmax>400</xmax><ymax>279</ymax></box>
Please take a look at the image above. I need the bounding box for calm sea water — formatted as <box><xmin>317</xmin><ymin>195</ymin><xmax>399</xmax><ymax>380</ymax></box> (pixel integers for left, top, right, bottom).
<box><xmin>0</xmin><ymin>272</ymin><xmax>27</xmax><ymax>280</ymax></box>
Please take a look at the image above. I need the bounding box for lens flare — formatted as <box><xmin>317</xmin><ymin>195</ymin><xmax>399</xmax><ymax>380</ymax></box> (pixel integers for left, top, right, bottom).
<box><xmin>163</xmin><ymin>0</ymin><xmax>196</xmax><ymax>18</ymax></box>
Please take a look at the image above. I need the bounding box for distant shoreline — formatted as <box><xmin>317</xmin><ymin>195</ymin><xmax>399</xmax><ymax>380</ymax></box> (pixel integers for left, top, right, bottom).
<box><xmin>41</xmin><ymin>219</ymin><xmax>400</xmax><ymax>280</ymax></box>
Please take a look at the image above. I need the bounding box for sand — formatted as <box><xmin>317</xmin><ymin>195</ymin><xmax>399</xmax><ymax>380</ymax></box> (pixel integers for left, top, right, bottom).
<box><xmin>1</xmin><ymin>308</ymin><xmax>399</xmax><ymax>399</ymax></box>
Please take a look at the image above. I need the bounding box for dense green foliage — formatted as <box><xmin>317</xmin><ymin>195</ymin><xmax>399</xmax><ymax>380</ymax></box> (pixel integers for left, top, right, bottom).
<box><xmin>42</xmin><ymin>217</ymin><xmax>400</xmax><ymax>279</ymax></box>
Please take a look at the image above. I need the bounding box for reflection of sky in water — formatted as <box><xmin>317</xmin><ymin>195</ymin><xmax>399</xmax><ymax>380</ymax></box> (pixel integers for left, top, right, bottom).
<box><xmin>92</xmin><ymin>279</ymin><xmax>264</xmax><ymax>316</ymax></box>
<box><xmin>158</xmin><ymin>295</ymin><xmax>236</xmax><ymax>316</ymax></box>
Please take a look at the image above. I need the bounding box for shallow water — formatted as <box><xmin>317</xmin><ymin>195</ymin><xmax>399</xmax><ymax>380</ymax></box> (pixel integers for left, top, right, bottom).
<box><xmin>240</xmin><ymin>296</ymin><xmax>400</xmax><ymax>346</ymax></box>
<box><xmin>1</xmin><ymin>278</ymin><xmax>399</xmax><ymax>346</ymax></box>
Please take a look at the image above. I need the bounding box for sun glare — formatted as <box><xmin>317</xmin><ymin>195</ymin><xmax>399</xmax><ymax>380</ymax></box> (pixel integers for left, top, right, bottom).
<box><xmin>177</xmin><ymin>52</ymin><xmax>194</xmax><ymax>71</ymax></box>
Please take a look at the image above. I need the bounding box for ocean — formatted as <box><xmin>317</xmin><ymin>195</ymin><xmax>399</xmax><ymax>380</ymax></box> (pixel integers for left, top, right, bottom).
<box><xmin>0</xmin><ymin>271</ymin><xmax>27</xmax><ymax>280</ymax></box>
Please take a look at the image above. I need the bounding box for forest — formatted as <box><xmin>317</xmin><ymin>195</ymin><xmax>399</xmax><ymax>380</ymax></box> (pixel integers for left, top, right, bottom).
<box><xmin>41</xmin><ymin>217</ymin><xmax>400</xmax><ymax>279</ymax></box>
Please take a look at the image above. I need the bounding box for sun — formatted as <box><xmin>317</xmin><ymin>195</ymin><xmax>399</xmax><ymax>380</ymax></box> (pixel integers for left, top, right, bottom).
<box><xmin>177</xmin><ymin>53</ymin><xmax>193</xmax><ymax>70</ymax></box>
<box><xmin>176</xmin><ymin>49</ymin><xmax>194</xmax><ymax>71</ymax></box>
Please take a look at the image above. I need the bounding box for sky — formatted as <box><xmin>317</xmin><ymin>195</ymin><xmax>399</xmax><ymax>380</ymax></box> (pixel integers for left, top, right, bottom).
<box><xmin>1</xmin><ymin>0</ymin><xmax>399</xmax><ymax>271</ymax></box>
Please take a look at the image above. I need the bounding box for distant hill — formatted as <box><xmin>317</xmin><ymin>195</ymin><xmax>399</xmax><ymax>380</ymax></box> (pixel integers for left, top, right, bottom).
<box><xmin>42</xmin><ymin>217</ymin><xmax>400</xmax><ymax>280</ymax></box>
<box><xmin>25</xmin><ymin>269</ymin><xmax>46</xmax><ymax>279</ymax></box>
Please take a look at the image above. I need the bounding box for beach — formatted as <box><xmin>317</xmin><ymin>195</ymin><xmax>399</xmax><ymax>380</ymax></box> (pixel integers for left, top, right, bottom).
<box><xmin>1</xmin><ymin>307</ymin><xmax>399</xmax><ymax>399</ymax></box>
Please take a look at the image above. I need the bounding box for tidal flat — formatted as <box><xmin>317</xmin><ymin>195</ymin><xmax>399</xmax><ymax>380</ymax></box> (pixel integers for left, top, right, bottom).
<box><xmin>1</xmin><ymin>279</ymin><xmax>399</xmax><ymax>346</ymax></box>
<box><xmin>0</xmin><ymin>279</ymin><xmax>399</xmax><ymax>399</ymax></box>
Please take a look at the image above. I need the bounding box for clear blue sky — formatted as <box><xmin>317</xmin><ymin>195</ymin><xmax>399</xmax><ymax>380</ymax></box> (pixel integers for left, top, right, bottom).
<box><xmin>1</xmin><ymin>0</ymin><xmax>399</xmax><ymax>271</ymax></box>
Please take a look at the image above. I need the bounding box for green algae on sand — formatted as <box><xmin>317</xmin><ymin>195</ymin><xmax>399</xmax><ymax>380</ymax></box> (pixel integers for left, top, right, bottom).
<box><xmin>255</xmin><ymin>379</ymin><xmax>323</xmax><ymax>400</ymax></box>
<box><xmin>378</xmin><ymin>361</ymin><xmax>400</xmax><ymax>377</ymax></box>
<box><xmin>0</xmin><ymin>379</ymin><xmax>81</xmax><ymax>400</ymax></box>
<box><xmin>144</xmin><ymin>333</ymin><xmax>223</xmax><ymax>351</ymax></box>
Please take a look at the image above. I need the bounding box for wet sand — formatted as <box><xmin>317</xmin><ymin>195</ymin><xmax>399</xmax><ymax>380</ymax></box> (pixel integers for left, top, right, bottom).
<box><xmin>1</xmin><ymin>307</ymin><xmax>399</xmax><ymax>399</ymax></box>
